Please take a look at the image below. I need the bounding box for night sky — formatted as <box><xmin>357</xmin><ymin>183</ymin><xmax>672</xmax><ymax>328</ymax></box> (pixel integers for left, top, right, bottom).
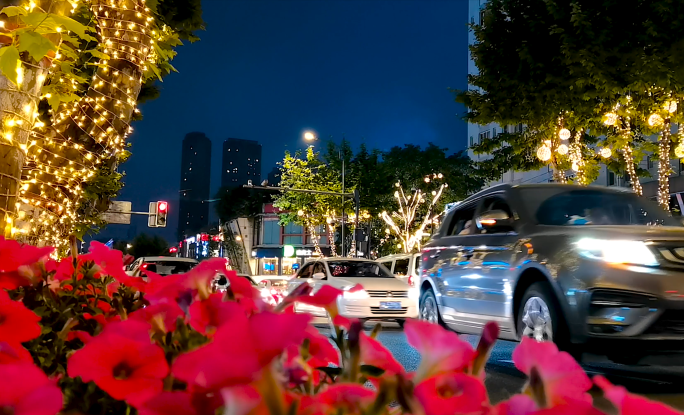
<box><xmin>92</xmin><ymin>0</ymin><xmax>470</xmax><ymax>244</ymax></box>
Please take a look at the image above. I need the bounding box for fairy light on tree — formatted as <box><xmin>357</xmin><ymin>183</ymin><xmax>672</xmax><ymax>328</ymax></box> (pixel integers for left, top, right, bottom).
<box><xmin>379</xmin><ymin>174</ymin><xmax>446</xmax><ymax>254</ymax></box>
<box><xmin>0</xmin><ymin>0</ymin><xmax>200</xmax><ymax>250</ymax></box>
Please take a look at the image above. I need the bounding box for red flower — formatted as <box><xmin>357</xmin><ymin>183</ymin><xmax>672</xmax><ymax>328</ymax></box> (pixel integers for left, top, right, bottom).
<box><xmin>360</xmin><ymin>333</ymin><xmax>404</xmax><ymax>377</ymax></box>
<box><xmin>0</xmin><ymin>290</ymin><xmax>41</xmax><ymax>343</ymax></box>
<box><xmin>130</xmin><ymin>302</ymin><xmax>185</xmax><ymax>333</ymax></box>
<box><xmin>66</xmin><ymin>331</ymin><xmax>93</xmax><ymax>344</ymax></box>
<box><xmin>83</xmin><ymin>312</ymin><xmax>121</xmax><ymax>328</ymax></box>
<box><xmin>189</xmin><ymin>293</ymin><xmax>242</xmax><ymax>335</ymax></box>
<box><xmin>405</xmin><ymin>319</ymin><xmax>476</xmax><ymax>381</ymax></box>
<box><xmin>0</xmin><ymin>341</ymin><xmax>33</xmax><ymax>364</ymax></box>
<box><xmin>489</xmin><ymin>395</ymin><xmax>537</xmax><ymax>415</ymax></box>
<box><xmin>173</xmin><ymin>311</ymin><xmax>311</xmax><ymax>390</ymax></box>
<box><xmin>0</xmin><ymin>362</ymin><xmax>63</xmax><ymax>415</ymax></box>
<box><xmin>145</xmin><ymin>272</ymin><xmax>187</xmax><ymax>305</ymax></box>
<box><xmin>98</xmin><ymin>319</ymin><xmax>154</xmax><ymax>343</ymax></box>
<box><xmin>221</xmin><ymin>385</ymin><xmax>266</xmax><ymax>415</ymax></box>
<box><xmin>139</xmin><ymin>392</ymin><xmax>197</xmax><ymax>415</ymax></box>
<box><xmin>595</xmin><ymin>375</ymin><xmax>683</xmax><ymax>415</ymax></box>
<box><xmin>301</xmin><ymin>384</ymin><xmax>375</xmax><ymax>415</ymax></box>
<box><xmin>305</xmin><ymin>325</ymin><xmax>340</xmax><ymax>367</ymax></box>
<box><xmin>0</xmin><ymin>238</ymin><xmax>54</xmax><ymax>289</ymax></box>
<box><xmin>512</xmin><ymin>337</ymin><xmax>591</xmax><ymax>406</ymax></box>
<box><xmin>68</xmin><ymin>334</ymin><xmax>168</xmax><ymax>406</ymax></box>
<box><xmin>532</xmin><ymin>399</ymin><xmax>607</xmax><ymax>415</ymax></box>
<box><xmin>414</xmin><ymin>372</ymin><xmax>488</xmax><ymax>415</ymax></box>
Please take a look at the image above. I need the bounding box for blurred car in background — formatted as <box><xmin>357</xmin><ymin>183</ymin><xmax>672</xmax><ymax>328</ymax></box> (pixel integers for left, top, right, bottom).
<box><xmin>288</xmin><ymin>258</ymin><xmax>417</xmax><ymax>327</ymax></box>
<box><xmin>211</xmin><ymin>273</ymin><xmax>281</xmax><ymax>306</ymax></box>
<box><xmin>377</xmin><ymin>253</ymin><xmax>420</xmax><ymax>287</ymax></box>
<box><xmin>126</xmin><ymin>257</ymin><xmax>198</xmax><ymax>278</ymax></box>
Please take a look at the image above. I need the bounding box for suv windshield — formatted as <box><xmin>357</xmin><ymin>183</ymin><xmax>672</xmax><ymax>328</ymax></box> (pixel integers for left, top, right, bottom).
<box><xmin>327</xmin><ymin>261</ymin><xmax>394</xmax><ymax>278</ymax></box>
<box><xmin>519</xmin><ymin>188</ymin><xmax>679</xmax><ymax>226</ymax></box>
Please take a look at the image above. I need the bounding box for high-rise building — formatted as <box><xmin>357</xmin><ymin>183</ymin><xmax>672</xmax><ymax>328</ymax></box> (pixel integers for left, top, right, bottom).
<box><xmin>267</xmin><ymin>166</ymin><xmax>281</xmax><ymax>186</ymax></box>
<box><xmin>178</xmin><ymin>132</ymin><xmax>212</xmax><ymax>240</ymax></box>
<box><xmin>221</xmin><ymin>138</ymin><xmax>262</xmax><ymax>188</ymax></box>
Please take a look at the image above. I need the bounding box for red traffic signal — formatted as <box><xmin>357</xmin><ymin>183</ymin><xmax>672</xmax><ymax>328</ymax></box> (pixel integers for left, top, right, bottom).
<box><xmin>157</xmin><ymin>201</ymin><xmax>168</xmax><ymax>213</ymax></box>
<box><xmin>169</xmin><ymin>246</ymin><xmax>178</xmax><ymax>253</ymax></box>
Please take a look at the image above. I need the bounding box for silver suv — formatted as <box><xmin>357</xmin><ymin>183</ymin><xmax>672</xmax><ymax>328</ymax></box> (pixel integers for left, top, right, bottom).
<box><xmin>420</xmin><ymin>183</ymin><xmax>684</xmax><ymax>364</ymax></box>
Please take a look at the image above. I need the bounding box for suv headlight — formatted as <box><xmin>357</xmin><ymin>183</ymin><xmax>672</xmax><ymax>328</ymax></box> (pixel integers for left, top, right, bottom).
<box><xmin>575</xmin><ymin>238</ymin><xmax>658</xmax><ymax>266</ymax></box>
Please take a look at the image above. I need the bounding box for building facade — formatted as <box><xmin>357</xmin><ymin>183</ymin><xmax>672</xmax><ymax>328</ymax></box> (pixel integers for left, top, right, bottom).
<box><xmin>221</xmin><ymin>138</ymin><xmax>262</xmax><ymax>188</ymax></box>
<box><xmin>467</xmin><ymin>0</ymin><xmax>684</xmax><ymax>207</ymax></box>
<box><xmin>177</xmin><ymin>132</ymin><xmax>212</xmax><ymax>240</ymax></box>
<box><xmin>250</xmin><ymin>203</ymin><xmax>331</xmax><ymax>277</ymax></box>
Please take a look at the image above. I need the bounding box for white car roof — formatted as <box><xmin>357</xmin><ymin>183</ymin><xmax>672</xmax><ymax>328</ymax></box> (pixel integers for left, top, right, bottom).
<box><xmin>376</xmin><ymin>253</ymin><xmax>419</xmax><ymax>262</ymax></box>
<box><xmin>140</xmin><ymin>257</ymin><xmax>198</xmax><ymax>263</ymax></box>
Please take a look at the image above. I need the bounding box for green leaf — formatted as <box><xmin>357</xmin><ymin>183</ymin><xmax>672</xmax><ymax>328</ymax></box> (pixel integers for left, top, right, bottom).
<box><xmin>147</xmin><ymin>63</ymin><xmax>162</xmax><ymax>81</ymax></box>
<box><xmin>85</xmin><ymin>49</ymin><xmax>109</xmax><ymax>60</ymax></box>
<box><xmin>1</xmin><ymin>6</ymin><xmax>28</xmax><ymax>16</ymax></box>
<box><xmin>0</xmin><ymin>45</ymin><xmax>20</xmax><ymax>85</ymax></box>
<box><xmin>50</xmin><ymin>14</ymin><xmax>96</xmax><ymax>41</ymax></box>
<box><xmin>17</xmin><ymin>30</ymin><xmax>56</xmax><ymax>62</ymax></box>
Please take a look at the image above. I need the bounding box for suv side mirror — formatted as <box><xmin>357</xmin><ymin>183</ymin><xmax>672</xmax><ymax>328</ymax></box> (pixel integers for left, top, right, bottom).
<box><xmin>476</xmin><ymin>210</ymin><xmax>514</xmax><ymax>232</ymax></box>
<box><xmin>312</xmin><ymin>272</ymin><xmax>326</xmax><ymax>280</ymax></box>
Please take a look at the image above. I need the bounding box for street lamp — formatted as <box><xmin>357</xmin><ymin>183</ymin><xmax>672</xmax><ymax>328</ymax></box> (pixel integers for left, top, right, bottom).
<box><xmin>303</xmin><ymin>130</ymin><xmax>347</xmax><ymax>257</ymax></box>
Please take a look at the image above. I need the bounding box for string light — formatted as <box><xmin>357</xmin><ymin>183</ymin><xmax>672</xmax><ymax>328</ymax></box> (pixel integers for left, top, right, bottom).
<box><xmin>556</xmin><ymin>144</ymin><xmax>568</xmax><ymax>155</ymax></box>
<box><xmin>9</xmin><ymin>0</ymin><xmax>167</xmax><ymax>249</ymax></box>
<box><xmin>379</xmin><ymin>174</ymin><xmax>446</xmax><ymax>254</ymax></box>
<box><xmin>604</xmin><ymin>112</ymin><xmax>618</xmax><ymax>126</ymax></box>
<box><xmin>558</xmin><ymin>128</ymin><xmax>571</xmax><ymax>140</ymax></box>
<box><xmin>600</xmin><ymin>147</ymin><xmax>612</xmax><ymax>158</ymax></box>
<box><xmin>649</xmin><ymin>113</ymin><xmax>664</xmax><ymax>127</ymax></box>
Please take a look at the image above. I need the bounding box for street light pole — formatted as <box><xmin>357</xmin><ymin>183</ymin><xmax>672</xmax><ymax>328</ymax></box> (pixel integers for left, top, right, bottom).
<box><xmin>304</xmin><ymin>131</ymin><xmax>346</xmax><ymax>257</ymax></box>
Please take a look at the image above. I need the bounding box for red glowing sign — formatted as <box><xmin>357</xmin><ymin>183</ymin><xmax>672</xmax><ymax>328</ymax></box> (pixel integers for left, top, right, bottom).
<box><xmin>200</xmin><ymin>234</ymin><xmax>209</xmax><ymax>242</ymax></box>
<box><xmin>169</xmin><ymin>246</ymin><xmax>178</xmax><ymax>253</ymax></box>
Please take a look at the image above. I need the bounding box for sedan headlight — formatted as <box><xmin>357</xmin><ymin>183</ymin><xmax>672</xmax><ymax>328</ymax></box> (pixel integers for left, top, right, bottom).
<box><xmin>342</xmin><ymin>287</ymin><xmax>369</xmax><ymax>299</ymax></box>
<box><xmin>575</xmin><ymin>238</ymin><xmax>658</xmax><ymax>266</ymax></box>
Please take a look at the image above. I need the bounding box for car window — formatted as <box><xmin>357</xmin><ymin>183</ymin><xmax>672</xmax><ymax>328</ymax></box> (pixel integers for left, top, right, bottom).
<box><xmin>129</xmin><ymin>258</ymin><xmax>142</xmax><ymax>272</ymax></box>
<box><xmin>447</xmin><ymin>204</ymin><xmax>477</xmax><ymax>236</ymax></box>
<box><xmin>327</xmin><ymin>261</ymin><xmax>395</xmax><ymax>278</ymax></box>
<box><xmin>312</xmin><ymin>262</ymin><xmax>326</xmax><ymax>278</ymax></box>
<box><xmin>297</xmin><ymin>263</ymin><xmax>313</xmax><ymax>279</ymax></box>
<box><xmin>394</xmin><ymin>258</ymin><xmax>409</xmax><ymax>276</ymax></box>
<box><xmin>147</xmin><ymin>260</ymin><xmax>197</xmax><ymax>275</ymax></box>
<box><xmin>520</xmin><ymin>188</ymin><xmax>679</xmax><ymax>226</ymax></box>
<box><xmin>381</xmin><ymin>261</ymin><xmax>393</xmax><ymax>271</ymax></box>
<box><xmin>477</xmin><ymin>196</ymin><xmax>514</xmax><ymax>234</ymax></box>
<box><xmin>414</xmin><ymin>256</ymin><xmax>421</xmax><ymax>274</ymax></box>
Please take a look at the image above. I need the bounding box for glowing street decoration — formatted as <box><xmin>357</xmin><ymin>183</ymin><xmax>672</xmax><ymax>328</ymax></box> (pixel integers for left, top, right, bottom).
<box><xmin>379</xmin><ymin>174</ymin><xmax>446</xmax><ymax>254</ymax></box>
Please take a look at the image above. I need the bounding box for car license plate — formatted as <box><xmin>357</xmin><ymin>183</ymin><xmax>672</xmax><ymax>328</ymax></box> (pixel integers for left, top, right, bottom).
<box><xmin>380</xmin><ymin>301</ymin><xmax>401</xmax><ymax>310</ymax></box>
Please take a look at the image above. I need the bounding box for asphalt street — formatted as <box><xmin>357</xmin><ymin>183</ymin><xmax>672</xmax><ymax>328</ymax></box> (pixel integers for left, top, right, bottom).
<box><xmin>314</xmin><ymin>321</ymin><xmax>684</xmax><ymax>410</ymax></box>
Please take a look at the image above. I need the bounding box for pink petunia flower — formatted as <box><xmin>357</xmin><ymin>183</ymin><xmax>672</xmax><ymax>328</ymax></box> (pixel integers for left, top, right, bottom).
<box><xmin>68</xmin><ymin>334</ymin><xmax>168</xmax><ymax>407</ymax></box>
<box><xmin>0</xmin><ymin>363</ymin><xmax>63</xmax><ymax>415</ymax></box>
<box><xmin>139</xmin><ymin>392</ymin><xmax>198</xmax><ymax>415</ymax></box>
<box><xmin>512</xmin><ymin>337</ymin><xmax>592</xmax><ymax>406</ymax></box>
<box><xmin>188</xmin><ymin>294</ymin><xmax>243</xmax><ymax>335</ymax></box>
<box><xmin>405</xmin><ymin>319</ymin><xmax>476</xmax><ymax>381</ymax></box>
<box><xmin>129</xmin><ymin>302</ymin><xmax>185</xmax><ymax>334</ymax></box>
<box><xmin>0</xmin><ymin>238</ymin><xmax>54</xmax><ymax>289</ymax></box>
<box><xmin>360</xmin><ymin>333</ymin><xmax>404</xmax><ymax>377</ymax></box>
<box><xmin>414</xmin><ymin>372</ymin><xmax>488</xmax><ymax>415</ymax></box>
<box><xmin>0</xmin><ymin>290</ymin><xmax>41</xmax><ymax>343</ymax></box>
<box><xmin>595</xmin><ymin>375</ymin><xmax>684</xmax><ymax>415</ymax></box>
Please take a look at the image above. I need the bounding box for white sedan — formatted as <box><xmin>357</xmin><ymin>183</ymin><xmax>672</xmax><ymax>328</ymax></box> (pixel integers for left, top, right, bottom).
<box><xmin>288</xmin><ymin>258</ymin><xmax>418</xmax><ymax>327</ymax></box>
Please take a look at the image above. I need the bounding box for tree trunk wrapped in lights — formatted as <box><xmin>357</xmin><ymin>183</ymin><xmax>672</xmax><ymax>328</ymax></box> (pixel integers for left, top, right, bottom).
<box><xmin>19</xmin><ymin>0</ymin><xmax>153</xmax><ymax>249</ymax></box>
<box><xmin>0</xmin><ymin>0</ymin><xmax>199</xmax><ymax>249</ymax></box>
<box><xmin>657</xmin><ymin>118</ymin><xmax>672</xmax><ymax>211</ymax></box>
<box><xmin>379</xmin><ymin>175</ymin><xmax>446</xmax><ymax>254</ymax></box>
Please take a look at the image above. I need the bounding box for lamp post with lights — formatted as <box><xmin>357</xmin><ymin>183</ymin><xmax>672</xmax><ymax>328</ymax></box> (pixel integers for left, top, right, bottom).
<box><xmin>303</xmin><ymin>131</ymin><xmax>347</xmax><ymax>257</ymax></box>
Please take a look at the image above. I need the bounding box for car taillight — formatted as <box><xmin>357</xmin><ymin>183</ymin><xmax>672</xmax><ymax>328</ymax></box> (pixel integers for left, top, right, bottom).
<box><xmin>141</xmin><ymin>263</ymin><xmax>148</xmax><ymax>270</ymax></box>
<box><xmin>408</xmin><ymin>275</ymin><xmax>414</xmax><ymax>286</ymax></box>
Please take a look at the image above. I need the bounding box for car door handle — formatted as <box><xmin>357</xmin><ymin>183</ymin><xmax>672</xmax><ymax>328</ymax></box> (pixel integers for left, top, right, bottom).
<box><xmin>463</xmin><ymin>251</ymin><xmax>474</xmax><ymax>259</ymax></box>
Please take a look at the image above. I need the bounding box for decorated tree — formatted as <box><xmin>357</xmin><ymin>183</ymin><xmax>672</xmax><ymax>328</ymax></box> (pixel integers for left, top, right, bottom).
<box><xmin>273</xmin><ymin>146</ymin><xmax>347</xmax><ymax>256</ymax></box>
<box><xmin>379</xmin><ymin>174</ymin><xmax>446</xmax><ymax>254</ymax></box>
<box><xmin>0</xmin><ymin>0</ymin><xmax>202</xmax><ymax>250</ymax></box>
<box><xmin>457</xmin><ymin>0</ymin><xmax>684</xmax><ymax>196</ymax></box>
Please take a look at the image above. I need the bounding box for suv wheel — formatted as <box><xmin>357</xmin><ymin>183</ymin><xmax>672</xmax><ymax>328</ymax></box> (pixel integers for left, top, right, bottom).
<box><xmin>518</xmin><ymin>282</ymin><xmax>559</xmax><ymax>342</ymax></box>
<box><xmin>420</xmin><ymin>288</ymin><xmax>444</xmax><ymax>326</ymax></box>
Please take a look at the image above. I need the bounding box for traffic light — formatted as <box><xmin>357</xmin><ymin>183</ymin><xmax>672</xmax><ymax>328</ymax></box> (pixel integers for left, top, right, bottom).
<box><xmin>156</xmin><ymin>201</ymin><xmax>168</xmax><ymax>227</ymax></box>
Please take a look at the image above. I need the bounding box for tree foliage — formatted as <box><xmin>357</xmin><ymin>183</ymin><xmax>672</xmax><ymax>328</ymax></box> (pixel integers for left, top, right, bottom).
<box><xmin>456</xmin><ymin>0</ymin><xmax>684</xmax><ymax>197</ymax></box>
